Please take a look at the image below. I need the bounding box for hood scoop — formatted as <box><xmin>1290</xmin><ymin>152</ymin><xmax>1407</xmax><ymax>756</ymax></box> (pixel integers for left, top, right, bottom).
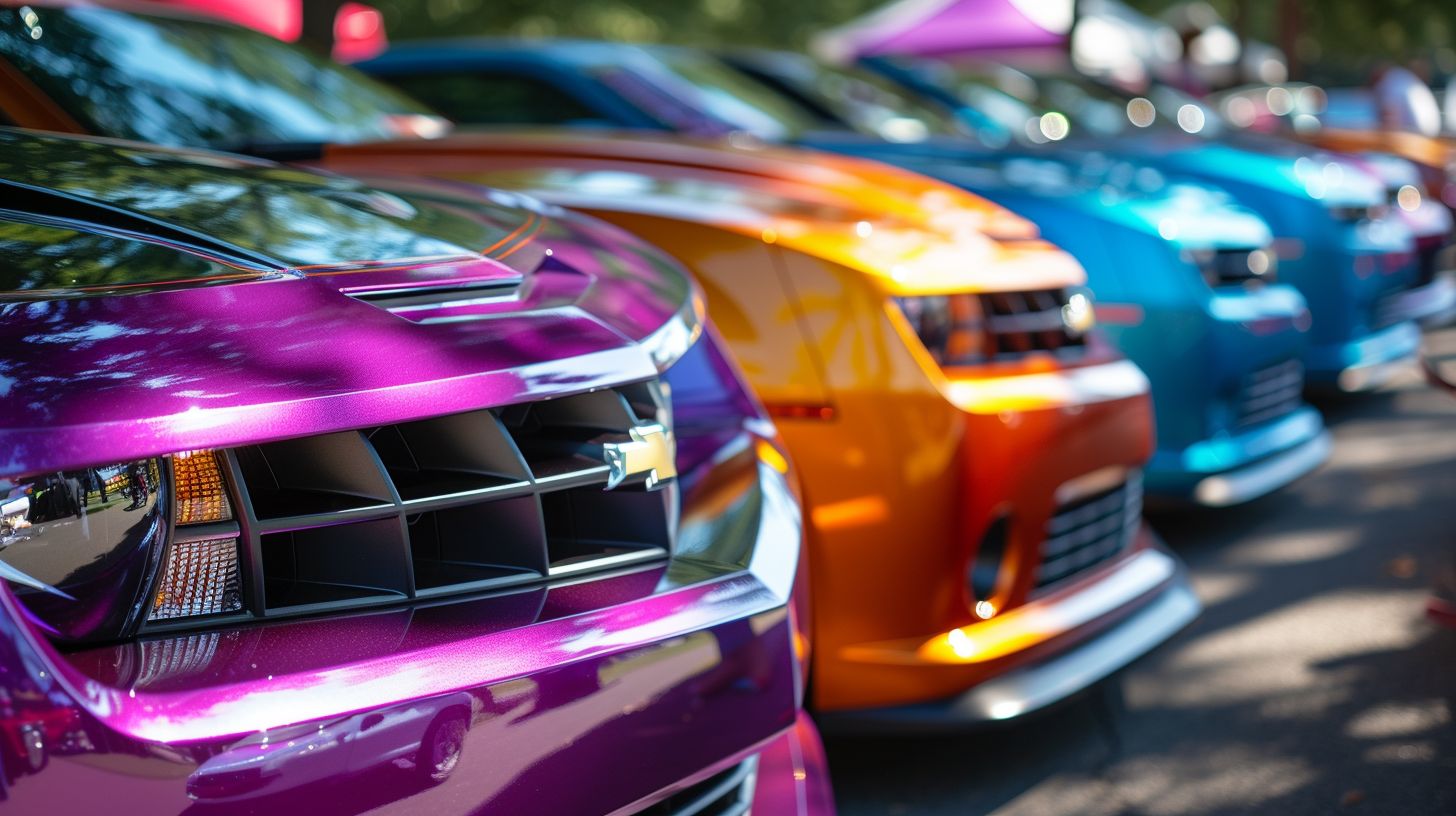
<box><xmin>348</xmin><ymin>279</ymin><xmax>523</xmax><ymax>323</ymax></box>
<box><xmin>337</xmin><ymin>256</ymin><xmax>593</xmax><ymax>325</ymax></box>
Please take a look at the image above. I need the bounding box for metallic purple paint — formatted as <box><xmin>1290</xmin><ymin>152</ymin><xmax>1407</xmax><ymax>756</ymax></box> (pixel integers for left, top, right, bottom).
<box><xmin>0</xmin><ymin>132</ymin><xmax>831</xmax><ymax>814</ymax></box>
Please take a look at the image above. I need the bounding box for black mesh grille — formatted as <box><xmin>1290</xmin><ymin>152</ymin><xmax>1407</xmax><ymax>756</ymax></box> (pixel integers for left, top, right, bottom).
<box><xmin>1203</xmin><ymin>249</ymin><xmax>1268</xmax><ymax>286</ymax></box>
<box><xmin>979</xmin><ymin>289</ymin><xmax>1087</xmax><ymax>361</ymax></box>
<box><xmin>632</xmin><ymin>757</ymin><xmax>757</xmax><ymax>816</ymax></box>
<box><xmin>1035</xmin><ymin>474</ymin><xmax>1141</xmax><ymax>591</ymax></box>
<box><xmin>1233</xmin><ymin>359</ymin><xmax>1304</xmax><ymax>430</ymax></box>
<box><xmin>148</xmin><ymin>384</ymin><xmax>673</xmax><ymax>628</ymax></box>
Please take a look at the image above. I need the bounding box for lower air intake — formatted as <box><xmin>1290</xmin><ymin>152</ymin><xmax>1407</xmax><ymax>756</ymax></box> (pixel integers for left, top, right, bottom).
<box><xmin>632</xmin><ymin>757</ymin><xmax>758</xmax><ymax>816</ymax></box>
<box><xmin>1035</xmin><ymin>473</ymin><xmax>1141</xmax><ymax>591</ymax></box>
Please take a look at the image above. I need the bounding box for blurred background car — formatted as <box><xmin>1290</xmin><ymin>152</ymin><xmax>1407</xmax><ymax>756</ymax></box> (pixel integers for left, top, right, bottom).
<box><xmin>856</xmin><ymin>58</ymin><xmax>1439</xmax><ymax>391</ymax></box>
<box><xmin>357</xmin><ymin>40</ymin><xmax>1333</xmax><ymax>507</ymax></box>
<box><xmin>0</xmin><ymin>127</ymin><xmax>827</xmax><ymax>814</ymax></box>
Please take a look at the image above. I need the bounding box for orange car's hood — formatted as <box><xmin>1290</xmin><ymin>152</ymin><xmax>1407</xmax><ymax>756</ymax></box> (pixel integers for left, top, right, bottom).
<box><xmin>321</xmin><ymin>130</ymin><xmax>1087</xmax><ymax>295</ymax></box>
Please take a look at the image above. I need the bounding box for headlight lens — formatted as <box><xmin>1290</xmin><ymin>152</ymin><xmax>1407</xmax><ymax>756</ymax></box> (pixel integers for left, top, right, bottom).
<box><xmin>1185</xmin><ymin>247</ymin><xmax>1279</xmax><ymax>288</ymax></box>
<box><xmin>0</xmin><ymin>452</ymin><xmax>245</xmax><ymax>643</ymax></box>
<box><xmin>893</xmin><ymin>294</ymin><xmax>986</xmax><ymax>365</ymax></box>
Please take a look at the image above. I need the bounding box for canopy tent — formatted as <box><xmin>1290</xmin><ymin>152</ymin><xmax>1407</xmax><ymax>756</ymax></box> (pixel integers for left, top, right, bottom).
<box><xmin>813</xmin><ymin>0</ymin><xmax>1181</xmax><ymax>87</ymax></box>
<box><xmin>811</xmin><ymin>0</ymin><xmax>1073</xmax><ymax>63</ymax></box>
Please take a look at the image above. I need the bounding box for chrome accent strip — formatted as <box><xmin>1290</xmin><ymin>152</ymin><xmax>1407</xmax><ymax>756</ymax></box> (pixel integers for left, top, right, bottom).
<box><xmin>669</xmin><ymin>756</ymin><xmax>758</xmax><ymax>816</ymax></box>
<box><xmin>642</xmin><ymin>296</ymin><xmax>705</xmax><ymax>372</ymax></box>
<box><xmin>546</xmin><ymin>547</ymin><xmax>667</xmax><ymax>578</ymax></box>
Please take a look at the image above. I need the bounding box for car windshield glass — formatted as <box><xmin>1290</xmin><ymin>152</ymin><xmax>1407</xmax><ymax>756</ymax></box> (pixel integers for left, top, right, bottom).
<box><xmin>0</xmin><ymin>216</ymin><xmax>253</xmax><ymax>298</ymax></box>
<box><xmin>0</xmin><ymin>5</ymin><xmax>441</xmax><ymax>149</ymax></box>
<box><xmin>940</xmin><ymin>63</ymin><xmax>1226</xmax><ymax>140</ymax></box>
<box><xmin>1321</xmin><ymin>89</ymin><xmax>1380</xmax><ymax>130</ymax></box>
<box><xmin>742</xmin><ymin>58</ymin><xmax>967</xmax><ymax>142</ymax></box>
<box><xmin>641</xmin><ymin>49</ymin><xmax>821</xmax><ymax>139</ymax></box>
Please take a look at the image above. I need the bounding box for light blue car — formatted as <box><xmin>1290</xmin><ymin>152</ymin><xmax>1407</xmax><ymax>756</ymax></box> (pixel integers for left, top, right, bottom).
<box><xmin>863</xmin><ymin>58</ymin><xmax>1441</xmax><ymax>392</ymax></box>
<box><xmin>359</xmin><ymin>40</ymin><xmax>1332</xmax><ymax>506</ymax></box>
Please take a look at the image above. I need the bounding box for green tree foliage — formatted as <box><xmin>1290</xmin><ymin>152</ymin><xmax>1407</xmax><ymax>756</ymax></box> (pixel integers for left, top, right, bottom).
<box><xmin>367</xmin><ymin>0</ymin><xmax>1456</xmax><ymax>83</ymax></box>
<box><xmin>371</xmin><ymin>0</ymin><xmax>886</xmax><ymax>50</ymax></box>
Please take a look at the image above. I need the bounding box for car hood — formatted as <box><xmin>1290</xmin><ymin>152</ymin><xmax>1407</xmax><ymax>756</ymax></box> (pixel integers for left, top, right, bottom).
<box><xmin>0</xmin><ymin>132</ymin><xmax>696</xmax><ymax>474</ymax></box>
<box><xmin>318</xmin><ymin>130</ymin><xmax>1088</xmax><ymax>296</ymax></box>
<box><xmin>1087</xmin><ymin>133</ymin><xmax>1387</xmax><ymax>209</ymax></box>
<box><xmin>799</xmin><ymin>132</ymin><xmax>1273</xmax><ymax>249</ymax></box>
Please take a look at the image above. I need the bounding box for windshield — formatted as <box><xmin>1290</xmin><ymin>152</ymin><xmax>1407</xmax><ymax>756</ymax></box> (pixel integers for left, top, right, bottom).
<box><xmin>0</xmin><ymin>5</ymin><xmax>441</xmax><ymax>149</ymax></box>
<box><xmin>936</xmin><ymin>62</ymin><xmax>1226</xmax><ymax>142</ymax></box>
<box><xmin>640</xmin><ymin>49</ymin><xmax>822</xmax><ymax>139</ymax></box>
<box><xmin>0</xmin><ymin>216</ymin><xmax>249</xmax><ymax>297</ymax></box>
<box><xmin>730</xmin><ymin>56</ymin><xmax>967</xmax><ymax>143</ymax></box>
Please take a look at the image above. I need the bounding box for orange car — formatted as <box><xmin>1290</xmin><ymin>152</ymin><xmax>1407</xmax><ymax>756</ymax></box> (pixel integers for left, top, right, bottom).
<box><xmin>317</xmin><ymin>133</ymin><xmax>1200</xmax><ymax>722</ymax></box>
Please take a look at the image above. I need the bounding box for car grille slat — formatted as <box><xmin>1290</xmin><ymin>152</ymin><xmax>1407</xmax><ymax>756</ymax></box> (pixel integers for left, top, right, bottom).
<box><xmin>155</xmin><ymin>383</ymin><xmax>674</xmax><ymax>628</ymax></box>
<box><xmin>1234</xmin><ymin>359</ymin><xmax>1303</xmax><ymax>430</ymax></box>
<box><xmin>979</xmin><ymin>288</ymin><xmax>1087</xmax><ymax>362</ymax></box>
<box><xmin>1035</xmin><ymin>473</ymin><xmax>1141</xmax><ymax>591</ymax></box>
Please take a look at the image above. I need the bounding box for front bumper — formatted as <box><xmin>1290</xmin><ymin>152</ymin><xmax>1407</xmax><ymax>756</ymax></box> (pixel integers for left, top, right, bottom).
<box><xmin>1304</xmin><ymin>320</ymin><xmax>1421</xmax><ymax>390</ymax></box>
<box><xmin>0</xmin><ymin>456</ymin><xmax>809</xmax><ymax>815</ymax></box>
<box><xmin>1375</xmin><ymin>273</ymin><xmax>1456</xmax><ymax>328</ymax></box>
<box><xmin>820</xmin><ymin>527</ymin><xmax>1198</xmax><ymax>732</ymax></box>
<box><xmin>1146</xmin><ymin>406</ymin><xmax>1330</xmax><ymax>505</ymax></box>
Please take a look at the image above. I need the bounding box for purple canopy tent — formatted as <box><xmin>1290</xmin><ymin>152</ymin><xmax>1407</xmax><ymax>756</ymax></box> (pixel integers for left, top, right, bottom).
<box><xmin>812</xmin><ymin>0</ymin><xmax>1178</xmax><ymax>87</ymax></box>
<box><xmin>811</xmin><ymin>0</ymin><xmax>1072</xmax><ymax>63</ymax></box>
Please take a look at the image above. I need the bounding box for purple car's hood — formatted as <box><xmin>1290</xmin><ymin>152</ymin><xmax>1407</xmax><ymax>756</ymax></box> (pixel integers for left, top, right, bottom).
<box><xmin>0</xmin><ymin>132</ymin><xmax>697</xmax><ymax>475</ymax></box>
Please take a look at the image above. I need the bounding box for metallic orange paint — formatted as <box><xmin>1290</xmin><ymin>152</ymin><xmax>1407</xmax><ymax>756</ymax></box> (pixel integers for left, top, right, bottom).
<box><xmin>313</xmin><ymin>131</ymin><xmax>1171</xmax><ymax>714</ymax></box>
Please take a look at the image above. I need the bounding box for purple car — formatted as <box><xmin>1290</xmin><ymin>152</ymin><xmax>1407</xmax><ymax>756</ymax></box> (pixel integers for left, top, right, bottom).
<box><xmin>0</xmin><ymin>129</ymin><xmax>832</xmax><ymax>814</ymax></box>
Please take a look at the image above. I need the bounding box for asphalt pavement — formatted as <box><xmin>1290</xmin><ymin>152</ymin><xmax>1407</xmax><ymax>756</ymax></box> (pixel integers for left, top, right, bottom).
<box><xmin>827</xmin><ymin>329</ymin><xmax>1456</xmax><ymax>816</ymax></box>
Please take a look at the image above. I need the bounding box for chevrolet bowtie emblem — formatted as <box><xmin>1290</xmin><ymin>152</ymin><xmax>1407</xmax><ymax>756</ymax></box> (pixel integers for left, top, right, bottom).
<box><xmin>603</xmin><ymin>423</ymin><xmax>678</xmax><ymax>490</ymax></box>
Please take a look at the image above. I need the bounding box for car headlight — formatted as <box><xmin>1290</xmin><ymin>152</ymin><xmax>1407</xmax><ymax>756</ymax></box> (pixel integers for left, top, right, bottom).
<box><xmin>1184</xmin><ymin>247</ymin><xmax>1279</xmax><ymax>288</ymax></box>
<box><xmin>893</xmin><ymin>294</ymin><xmax>986</xmax><ymax>365</ymax></box>
<box><xmin>0</xmin><ymin>452</ymin><xmax>244</xmax><ymax>643</ymax></box>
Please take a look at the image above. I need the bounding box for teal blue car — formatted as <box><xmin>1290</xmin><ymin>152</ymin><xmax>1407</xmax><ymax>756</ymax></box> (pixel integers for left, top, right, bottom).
<box><xmin>860</xmin><ymin>57</ymin><xmax>1440</xmax><ymax>393</ymax></box>
<box><xmin>358</xmin><ymin>40</ymin><xmax>1333</xmax><ymax>506</ymax></box>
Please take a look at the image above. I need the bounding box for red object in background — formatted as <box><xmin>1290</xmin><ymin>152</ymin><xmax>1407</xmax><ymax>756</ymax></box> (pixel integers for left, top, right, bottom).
<box><xmin>333</xmin><ymin>3</ymin><xmax>387</xmax><ymax>62</ymax></box>
<box><xmin>156</xmin><ymin>0</ymin><xmax>387</xmax><ymax>62</ymax></box>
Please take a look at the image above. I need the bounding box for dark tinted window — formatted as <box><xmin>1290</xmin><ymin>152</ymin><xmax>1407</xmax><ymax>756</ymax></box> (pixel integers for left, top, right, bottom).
<box><xmin>641</xmin><ymin>50</ymin><xmax>820</xmax><ymax>139</ymax></box>
<box><xmin>731</xmin><ymin>58</ymin><xmax>966</xmax><ymax>142</ymax></box>
<box><xmin>0</xmin><ymin>5</ymin><xmax>438</xmax><ymax>148</ymax></box>
<box><xmin>0</xmin><ymin>131</ymin><xmax>509</xmax><ymax>270</ymax></box>
<box><xmin>384</xmin><ymin>72</ymin><xmax>609</xmax><ymax>126</ymax></box>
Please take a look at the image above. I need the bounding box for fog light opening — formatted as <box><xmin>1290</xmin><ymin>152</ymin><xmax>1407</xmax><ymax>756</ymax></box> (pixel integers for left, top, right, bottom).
<box><xmin>969</xmin><ymin>516</ymin><xmax>1011</xmax><ymax>609</ymax></box>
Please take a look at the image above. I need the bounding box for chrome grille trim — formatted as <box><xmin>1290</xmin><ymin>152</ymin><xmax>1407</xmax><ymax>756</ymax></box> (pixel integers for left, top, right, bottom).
<box><xmin>633</xmin><ymin>756</ymin><xmax>758</xmax><ymax>816</ymax></box>
<box><xmin>979</xmin><ymin>288</ymin><xmax>1088</xmax><ymax>361</ymax></box>
<box><xmin>142</xmin><ymin>383</ymin><xmax>674</xmax><ymax>632</ymax></box>
<box><xmin>1035</xmin><ymin>473</ymin><xmax>1141</xmax><ymax>591</ymax></box>
<box><xmin>1234</xmin><ymin>359</ymin><xmax>1304</xmax><ymax>430</ymax></box>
